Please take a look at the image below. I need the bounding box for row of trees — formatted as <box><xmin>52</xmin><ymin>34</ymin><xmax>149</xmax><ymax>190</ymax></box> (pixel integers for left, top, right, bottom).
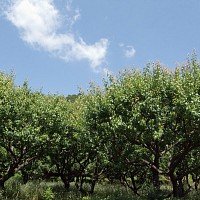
<box><xmin>0</xmin><ymin>57</ymin><xmax>200</xmax><ymax>198</ymax></box>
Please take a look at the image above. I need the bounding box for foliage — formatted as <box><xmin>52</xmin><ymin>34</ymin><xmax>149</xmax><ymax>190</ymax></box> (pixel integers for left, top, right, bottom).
<box><xmin>42</xmin><ymin>187</ymin><xmax>55</xmax><ymax>200</ymax></box>
<box><xmin>0</xmin><ymin>56</ymin><xmax>200</xmax><ymax>198</ymax></box>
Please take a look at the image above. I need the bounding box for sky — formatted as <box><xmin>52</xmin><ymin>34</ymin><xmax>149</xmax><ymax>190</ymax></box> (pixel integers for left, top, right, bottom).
<box><xmin>1</xmin><ymin>0</ymin><xmax>200</xmax><ymax>95</ymax></box>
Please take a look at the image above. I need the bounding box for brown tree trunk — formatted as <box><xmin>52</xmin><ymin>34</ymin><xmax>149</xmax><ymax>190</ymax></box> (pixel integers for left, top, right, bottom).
<box><xmin>60</xmin><ymin>174</ymin><xmax>70</xmax><ymax>190</ymax></box>
<box><xmin>169</xmin><ymin>172</ymin><xmax>178</xmax><ymax>197</ymax></box>
<box><xmin>0</xmin><ymin>170</ymin><xmax>15</xmax><ymax>189</ymax></box>
<box><xmin>90</xmin><ymin>179</ymin><xmax>96</xmax><ymax>194</ymax></box>
<box><xmin>0</xmin><ymin>180</ymin><xmax>5</xmax><ymax>189</ymax></box>
<box><xmin>152</xmin><ymin>145</ymin><xmax>160</xmax><ymax>189</ymax></box>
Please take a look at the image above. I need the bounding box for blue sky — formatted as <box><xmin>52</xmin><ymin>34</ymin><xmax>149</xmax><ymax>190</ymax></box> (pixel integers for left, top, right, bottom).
<box><xmin>1</xmin><ymin>0</ymin><xmax>200</xmax><ymax>95</ymax></box>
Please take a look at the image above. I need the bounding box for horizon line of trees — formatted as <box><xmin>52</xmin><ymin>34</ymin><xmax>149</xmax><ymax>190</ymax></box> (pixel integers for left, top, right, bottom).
<box><xmin>0</xmin><ymin>56</ymin><xmax>200</xmax><ymax>198</ymax></box>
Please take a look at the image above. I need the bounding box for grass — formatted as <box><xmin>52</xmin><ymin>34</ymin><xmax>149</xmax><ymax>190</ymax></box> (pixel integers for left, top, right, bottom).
<box><xmin>2</xmin><ymin>179</ymin><xmax>139</xmax><ymax>200</ymax></box>
<box><xmin>1</xmin><ymin>175</ymin><xmax>200</xmax><ymax>200</ymax></box>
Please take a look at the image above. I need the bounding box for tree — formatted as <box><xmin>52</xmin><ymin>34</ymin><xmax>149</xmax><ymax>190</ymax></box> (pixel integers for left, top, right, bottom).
<box><xmin>0</xmin><ymin>73</ymin><xmax>47</xmax><ymax>188</ymax></box>
<box><xmin>84</xmin><ymin>56</ymin><xmax>200</xmax><ymax>197</ymax></box>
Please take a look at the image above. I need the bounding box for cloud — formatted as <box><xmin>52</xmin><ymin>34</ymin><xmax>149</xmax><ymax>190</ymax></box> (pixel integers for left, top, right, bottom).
<box><xmin>119</xmin><ymin>43</ymin><xmax>136</xmax><ymax>58</ymax></box>
<box><xmin>125</xmin><ymin>46</ymin><xmax>136</xmax><ymax>58</ymax></box>
<box><xmin>65</xmin><ymin>0</ymin><xmax>80</xmax><ymax>29</ymax></box>
<box><xmin>119</xmin><ymin>42</ymin><xmax>124</xmax><ymax>48</ymax></box>
<box><xmin>3</xmin><ymin>0</ymin><xmax>109</xmax><ymax>72</ymax></box>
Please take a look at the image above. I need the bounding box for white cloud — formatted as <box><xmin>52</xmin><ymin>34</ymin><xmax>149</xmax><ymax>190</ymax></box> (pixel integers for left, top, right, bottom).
<box><xmin>102</xmin><ymin>67</ymin><xmax>112</xmax><ymax>77</ymax></box>
<box><xmin>125</xmin><ymin>46</ymin><xmax>136</xmax><ymax>58</ymax></box>
<box><xmin>65</xmin><ymin>0</ymin><xmax>80</xmax><ymax>29</ymax></box>
<box><xmin>3</xmin><ymin>0</ymin><xmax>109</xmax><ymax>72</ymax></box>
<box><xmin>119</xmin><ymin>43</ymin><xmax>136</xmax><ymax>58</ymax></box>
<box><xmin>119</xmin><ymin>42</ymin><xmax>124</xmax><ymax>47</ymax></box>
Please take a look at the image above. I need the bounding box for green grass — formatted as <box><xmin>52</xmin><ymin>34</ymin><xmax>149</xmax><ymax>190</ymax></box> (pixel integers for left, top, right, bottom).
<box><xmin>1</xmin><ymin>176</ymin><xmax>200</xmax><ymax>200</ymax></box>
<box><xmin>2</xmin><ymin>179</ymin><xmax>139</xmax><ymax>200</ymax></box>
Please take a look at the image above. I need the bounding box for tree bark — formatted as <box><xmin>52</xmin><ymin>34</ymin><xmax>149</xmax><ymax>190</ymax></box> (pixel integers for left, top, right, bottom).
<box><xmin>90</xmin><ymin>179</ymin><xmax>96</xmax><ymax>194</ymax></box>
<box><xmin>152</xmin><ymin>143</ymin><xmax>160</xmax><ymax>189</ymax></box>
<box><xmin>169</xmin><ymin>172</ymin><xmax>178</xmax><ymax>197</ymax></box>
<box><xmin>60</xmin><ymin>174</ymin><xmax>70</xmax><ymax>190</ymax></box>
<box><xmin>0</xmin><ymin>170</ymin><xmax>15</xmax><ymax>189</ymax></box>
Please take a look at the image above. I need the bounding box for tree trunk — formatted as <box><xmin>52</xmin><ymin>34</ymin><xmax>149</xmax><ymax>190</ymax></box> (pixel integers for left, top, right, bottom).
<box><xmin>90</xmin><ymin>179</ymin><xmax>96</xmax><ymax>194</ymax></box>
<box><xmin>177</xmin><ymin>178</ymin><xmax>184</xmax><ymax>197</ymax></box>
<box><xmin>0</xmin><ymin>180</ymin><xmax>5</xmax><ymax>189</ymax></box>
<box><xmin>60</xmin><ymin>174</ymin><xmax>70</xmax><ymax>190</ymax></box>
<box><xmin>169</xmin><ymin>172</ymin><xmax>178</xmax><ymax>197</ymax></box>
<box><xmin>152</xmin><ymin>147</ymin><xmax>160</xmax><ymax>189</ymax></box>
<box><xmin>0</xmin><ymin>170</ymin><xmax>15</xmax><ymax>189</ymax></box>
<box><xmin>21</xmin><ymin>170</ymin><xmax>29</xmax><ymax>184</ymax></box>
<box><xmin>186</xmin><ymin>174</ymin><xmax>191</xmax><ymax>189</ymax></box>
<box><xmin>75</xmin><ymin>176</ymin><xmax>80</xmax><ymax>189</ymax></box>
<box><xmin>90</xmin><ymin>162</ymin><xmax>99</xmax><ymax>194</ymax></box>
<box><xmin>130</xmin><ymin>173</ymin><xmax>140</xmax><ymax>196</ymax></box>
<box><xmin>80</xmin><ymin>175</ymin><xmax>85</xmax><ymax>192</ymax></box>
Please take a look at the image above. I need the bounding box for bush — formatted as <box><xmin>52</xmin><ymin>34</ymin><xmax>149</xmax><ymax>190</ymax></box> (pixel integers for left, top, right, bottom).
<box><xmin>42</xmin><ymin>187</ymin><xmax>55</xmax><ymax>200</ymax></box>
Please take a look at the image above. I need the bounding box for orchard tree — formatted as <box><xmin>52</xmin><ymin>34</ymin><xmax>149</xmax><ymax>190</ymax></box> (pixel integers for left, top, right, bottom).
<box><xmin>84</xmin><ymin>56</ymin><xmax>200</xmax><ymax>197</ymax></box>
<box><xmin>39</xmin><ymin>95</ymin><xmax>83</xmax><ymax>190</ymax></box>
<box><xmin>0</xmin><ymin>73</ymin><xmax>47</xmax><ymax>188</ymax></box>
<box><xmin>83</xmin><ymin>80</ymin><xmax>151</xmax><ymax>195</ymax></box>
<box><xmin>36</xmin><ymin>93</ymin><xmax>99</xmax><ymax>192</ymax></box>
<box><xmin>163</xmin><ymin>58</ymin><xmax>200</xmax><ymax>197</ymax></box>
